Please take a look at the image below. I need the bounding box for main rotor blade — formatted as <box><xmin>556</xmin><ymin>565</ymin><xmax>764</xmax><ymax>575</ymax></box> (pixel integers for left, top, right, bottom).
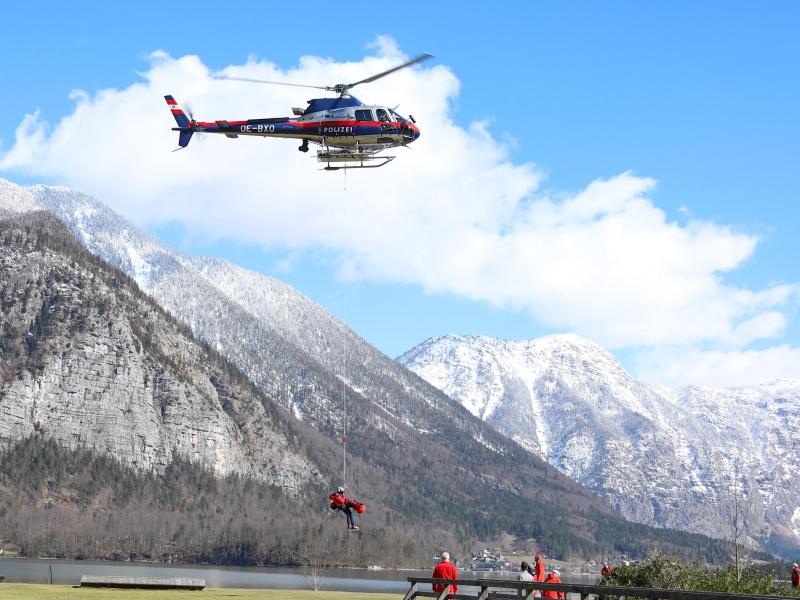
<box><xmin>345</xmin><ymin>53</ymin><xmax>434</xmax><ymax>90</ymax></box>
<box><xmin>215</xmin><ymin>76</ymin><xmax>330</xmax><ymax>91</ymax></box>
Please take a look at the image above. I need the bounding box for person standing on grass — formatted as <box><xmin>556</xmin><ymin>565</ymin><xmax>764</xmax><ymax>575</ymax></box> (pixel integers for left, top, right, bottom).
<box><xmin>432</xmin><ymin>552</ymin><xmax>459</xmax><ymax>596</ymax></box>
<box><xmin>534</xmin><ymin>554</ymin><xmax>545</xmax><ymax>581</ymax></box>
<box><xmin>517</xmin><ymin>561</ymin><xmax>534</xmax><ymax>597</ymax></box>
<box><xmin>531</xmin><ymin>553</ymin><xmax>545</xmax><ymax>597</ymax></box>
<box><xmin>791</xmin><ymin>562</ymin><xmax>800</xmax><ymax>588</ymax></box>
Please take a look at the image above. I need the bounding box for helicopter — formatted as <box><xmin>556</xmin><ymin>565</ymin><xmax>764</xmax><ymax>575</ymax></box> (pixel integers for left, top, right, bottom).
<box><xmin>165</xmin><ymin>53</ymin><xmax>433</xmax><ymax>170</ymax></box>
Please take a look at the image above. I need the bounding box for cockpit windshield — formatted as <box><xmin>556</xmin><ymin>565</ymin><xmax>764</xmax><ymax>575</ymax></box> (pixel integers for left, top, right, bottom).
<box><xmin>389</xmin><ymin>109</ymin><xmax>408</xmax><ymax>123</ymax></box>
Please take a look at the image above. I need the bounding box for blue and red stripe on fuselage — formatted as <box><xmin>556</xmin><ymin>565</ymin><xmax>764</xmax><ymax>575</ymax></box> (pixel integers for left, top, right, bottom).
<box><xmin>164</xmin><ymin>95</ymin><xmax>420</xmax><ymax>149</ymax></box>
<box><xmin>189</xmin><ymin>118</ymin><xmax>417</xmax><ymax>146</ymax></box>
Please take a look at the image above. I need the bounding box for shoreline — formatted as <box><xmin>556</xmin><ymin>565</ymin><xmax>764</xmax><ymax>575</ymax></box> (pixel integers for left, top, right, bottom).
<box><xmin>0</xmin><ymin>555</ymin><xmax>426</xmax><ymax>572</ymax></box>
<box><xmin>0</xmin><ymin>558</ymin><xmax>423</xmax><ymax>592</ymax></box>
<box><xmin>0</xmin><ymin>583</ymin><xmax>400</xmax><ymax>600</ymax></box>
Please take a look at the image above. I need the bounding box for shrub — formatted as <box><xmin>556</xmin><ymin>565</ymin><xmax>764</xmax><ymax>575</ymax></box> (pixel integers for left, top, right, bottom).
<box><xmin>599</xmin><ymin>554</ymin><xmax>800</xmax><ymax>597</ymax></box>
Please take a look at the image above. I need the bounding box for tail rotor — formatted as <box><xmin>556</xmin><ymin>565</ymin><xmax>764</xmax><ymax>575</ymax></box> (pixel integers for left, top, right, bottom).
<box><xmin>184</xmin><ymin>103</ymin><xmax>198</xmax><ymax>129</ymax></box>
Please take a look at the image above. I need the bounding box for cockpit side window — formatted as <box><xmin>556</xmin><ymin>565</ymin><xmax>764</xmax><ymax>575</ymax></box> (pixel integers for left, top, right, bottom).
<box><xmin>355</xmin><ymin>109</ymin><xmax>374</xmax><ymax>122</ymax></box>
<box><xmin>390</xmin><ymin>109</ymin><xmax>407</xmax><ymax>123</ymax></box>
<box><xmin>329</xmin><ymin>109</ymin><xmax>350</xmax><ymax>120</ymax></box>
<box><xmin>376</xmin><ymin>108</ymin><xmax>390</xmax><ymax>122</ymax></box>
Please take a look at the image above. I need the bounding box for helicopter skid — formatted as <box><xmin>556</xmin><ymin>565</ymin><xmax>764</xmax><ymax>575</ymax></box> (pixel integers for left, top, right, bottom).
<box><xmin>317</xmin><ymin>148</ymin><xmax>394</xmax><ymax>169</ymax></box>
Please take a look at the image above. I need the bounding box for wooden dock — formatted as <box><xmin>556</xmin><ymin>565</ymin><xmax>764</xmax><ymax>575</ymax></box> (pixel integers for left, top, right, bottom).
<box><xmin>80</xmin><ymin>575</ymin><xmax>206</xmax><ymax>590</ymax></box>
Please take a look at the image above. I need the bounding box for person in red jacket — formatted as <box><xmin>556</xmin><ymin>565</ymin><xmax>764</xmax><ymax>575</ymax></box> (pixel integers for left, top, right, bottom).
<box><xmin>601</xmin><ymin>562</ymin><xmax>614</xmax><ymax>577</ymax></box>
<box><xmin>329</xmin><ymin>487</ymin><xmax>359</xmax><ymax>530</ymax></box>
<box><xmin>791</xmin><ymin>562</ymin><xmax>800</xmax><ymax>588</ymax></box>
<box><xmin>432</xmin><ymin>552</ymin><xmax>459</xmax><ymax>596</ymax></box>
<box><xmin>533</xmin><ymin>554</ymin><xmax>545</xmax><ymax>580</ymax></box>
<box><xmin>542</xmin><ymin>569</ymin><xmax>564</xmax><ymax>600</ymax></box>
<box><xmin>532</xmin><ymin>554</ymin><xmax>545</xmax><ymax>596</ymax></box>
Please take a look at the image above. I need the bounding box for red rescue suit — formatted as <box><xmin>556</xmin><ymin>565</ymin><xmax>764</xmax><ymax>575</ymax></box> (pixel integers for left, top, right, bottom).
<box><xmin>432</xmin><ymin>560</ymin><xmax>459</xmax><ymax>595</ymax></box>
<box><xmin>329</xmin><ymin>492</ymin><xmax>365</xmax><ymax>513</ymax></box>
<box><xmin>542</xmin><ymin>573</ymin><xmax>564</xmax><ymax>599</ymax></box>
<box><xmin>601</xmin><ymin>565</ymin><xmax>613</xmax><ymax>577</ymax></box>
<box><xmin>791</xmin><ymin>567</ymin><xmax>800</xmax><ymax>588</ymax></box>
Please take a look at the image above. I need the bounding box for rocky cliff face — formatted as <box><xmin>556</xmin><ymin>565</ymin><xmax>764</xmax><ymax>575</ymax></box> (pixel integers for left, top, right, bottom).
<box><xmin>398</xmin><ymin>334</ymin><xmax>800</xmax><ymax>556</ymax></box>
<box><xmin>0</xmin><ymin>211</ymin><xmax>320</xmax><ymax>493</ymax></box>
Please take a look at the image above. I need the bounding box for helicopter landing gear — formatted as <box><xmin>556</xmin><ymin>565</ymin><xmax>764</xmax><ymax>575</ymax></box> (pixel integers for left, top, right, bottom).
<box><xmin>298</xmin><ymin>139</ymin><xmax>309</xmax><ymax>153</ymax></box>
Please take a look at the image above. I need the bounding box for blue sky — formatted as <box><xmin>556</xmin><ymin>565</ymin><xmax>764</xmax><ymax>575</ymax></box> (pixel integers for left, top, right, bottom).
<box><xmin>1</xmin><ymin>1</ymin><xmax>798</xmax><ymax>385</ymax></box>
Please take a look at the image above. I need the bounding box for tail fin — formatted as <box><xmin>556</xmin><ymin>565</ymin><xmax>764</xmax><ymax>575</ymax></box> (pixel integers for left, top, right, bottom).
<box><xmin>165</xmin><ymin>95</ymin><xmax>194</xmax><ymax>148</ymax></box>
<box><xmin>165</xmin><ymin>95</ymin><xmax>191</xmax><ymax>128</ymax></box>
<box><xmin>177</xmin><ymin>130</ymin><xmax>194</xmax><ymax>148</ymax></box>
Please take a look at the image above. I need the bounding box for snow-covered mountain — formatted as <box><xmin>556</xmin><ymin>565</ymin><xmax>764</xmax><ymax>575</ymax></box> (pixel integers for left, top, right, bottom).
<box><xmin>399</xmin><ymin>334</ymin><xmax>800</xmax><ymax>556</ymax></box>
<box><xmin>8</xmin><ymin>178</ymin><xmax>681</xmax><ymax>559</ymax></box>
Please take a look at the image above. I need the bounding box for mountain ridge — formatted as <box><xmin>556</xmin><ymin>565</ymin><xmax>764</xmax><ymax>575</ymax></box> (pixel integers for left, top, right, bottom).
<box><xmin>399</xmin><ymin>332</ymin><xmax>800</xmax><ymax>557</ymax></box>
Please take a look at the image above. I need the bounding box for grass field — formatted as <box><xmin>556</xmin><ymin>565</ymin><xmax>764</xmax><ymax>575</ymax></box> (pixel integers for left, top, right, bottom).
<box><xmin>0</xmin><ymin>584</ymin><xmax>401</xmax><ymax>600</ymax></box>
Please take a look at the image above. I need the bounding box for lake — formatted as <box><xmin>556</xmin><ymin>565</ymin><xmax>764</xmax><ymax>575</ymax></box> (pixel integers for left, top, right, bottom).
<box><xmin>0</xmin><ymin>559</ymin><xmax>596</xmax><ymax>591</ymax></box>
<box><xmin>0</xmin><ymin>558</ymin><xmax>421</xmax><ymax>592</ymax></box>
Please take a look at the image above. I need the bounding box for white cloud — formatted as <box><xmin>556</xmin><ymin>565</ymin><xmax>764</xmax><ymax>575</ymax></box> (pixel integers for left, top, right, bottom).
<box><xmin>635</xmin><ymin>345</ymin><xmax>800</xmax><ymax>388</ymax></box>
<box><xmin>1</xmin><ymin>39</ymin><xmax>798</xmax><ymax>385</ymax></box>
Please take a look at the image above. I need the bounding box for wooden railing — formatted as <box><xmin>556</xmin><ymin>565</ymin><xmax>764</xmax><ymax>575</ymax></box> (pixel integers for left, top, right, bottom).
<box><xmin>404</xmin><ymin>576</ymin><xmax>796</xmax><ymax>600</ymax></box>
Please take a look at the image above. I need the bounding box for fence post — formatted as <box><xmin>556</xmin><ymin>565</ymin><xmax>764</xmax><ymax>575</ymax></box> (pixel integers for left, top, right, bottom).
<box><xmin>402</xmin><ymin>582</ymin><xmax>418</xmax><ymax>600</ymax></box>
<box><xmin>523</xmin><ymin>589</ymin><xmax>535</xmax><ymax>600</ymax></box>
<box><xmin>478</xmin><ymin>586</ymin><xmax>490</xmax><ymax>600</ymax></box>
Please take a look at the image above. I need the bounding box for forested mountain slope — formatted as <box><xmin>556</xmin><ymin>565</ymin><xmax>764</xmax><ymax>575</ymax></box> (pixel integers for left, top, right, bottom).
<box><xmin>0</xmin><ymin>435</ymin><xmax>425</xmax><ymax>566</ymax></box>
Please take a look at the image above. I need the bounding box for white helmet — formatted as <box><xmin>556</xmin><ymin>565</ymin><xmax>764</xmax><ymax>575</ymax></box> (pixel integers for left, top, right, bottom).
<box><xmin>337</xmin><ymin>486</ymin><xmax>345</xmax><ymax>493</ymax></box>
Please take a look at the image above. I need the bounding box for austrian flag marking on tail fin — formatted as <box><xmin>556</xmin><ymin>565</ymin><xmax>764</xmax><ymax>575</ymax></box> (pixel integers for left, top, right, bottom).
<box><xmin>164</xmin><ymin>95</ymin><xmax>191</xmax><ymax>128</ymax></box>
<box><xmin>165</xmin><ymin>94</ymin><xmax>193</xmax><ymax>149</ymax></box>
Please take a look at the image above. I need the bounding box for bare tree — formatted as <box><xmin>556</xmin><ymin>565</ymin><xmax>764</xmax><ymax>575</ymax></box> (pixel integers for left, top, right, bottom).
<box><xmin>303</xmin><ymin>528</ymin><xmax>329</xmax><ymax>592</ymax></box>
<box><xmin>723</xmin><ymin>464</ymin><xmax>755</xmax><ymax>582</ymax></box>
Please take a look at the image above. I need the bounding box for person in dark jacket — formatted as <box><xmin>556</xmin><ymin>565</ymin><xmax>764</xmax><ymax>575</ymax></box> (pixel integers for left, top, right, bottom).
<box><xmin>432</xmin><ymin>552</ymin><xmax>459</xmax><ymax>595</ymax></box>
